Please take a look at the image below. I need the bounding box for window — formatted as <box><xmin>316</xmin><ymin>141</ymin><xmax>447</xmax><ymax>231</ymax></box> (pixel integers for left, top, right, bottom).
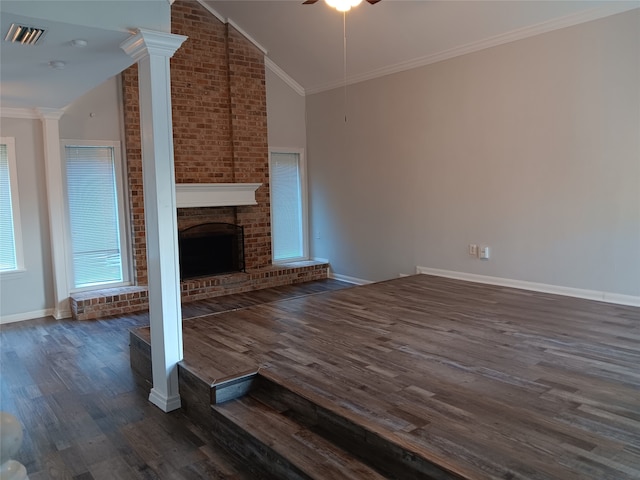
<box><xmin>0</xmin><ymin>137</ymin><xmax>23</xmax><ymax>272</ymax></box>
<box><xmin>63</xmin><ymin>141</ymin><xmax>130</xmax><ymax>290</ymax></box>
<box><xmin>270</xmin><ymin>148</ymin><xmax>308</xmax><ymax>261</ymax></box>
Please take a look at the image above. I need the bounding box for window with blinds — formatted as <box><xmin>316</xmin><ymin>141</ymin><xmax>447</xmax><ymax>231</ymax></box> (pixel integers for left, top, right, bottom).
<box><xmin>0</xmin><ymin>138</ymin><xmax>22</xmax><ymax>272</ymax></box>
<box><xmin>64</xmin><ymin>144</ymin><xmax>128</xmax><ymax>289</ymax></box>
<box><xmin>270</xmin><ymin>150</ymin><xmax>307</xmax><ymax>261</ymax></box>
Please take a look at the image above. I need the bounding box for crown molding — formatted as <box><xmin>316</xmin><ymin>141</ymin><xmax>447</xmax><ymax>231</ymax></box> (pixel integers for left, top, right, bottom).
<box><xmin>306</xmin><ymin>3</ymin><xmax>640</xmax><ymax>95</ymax></box>
<box><xmin>37</xmin><ymin>107</ymin><xmax>65</xmax><ymax>120</ymax></box>
<box><xmin>265</xmin><ymin>57</ymin><xmax>305</xmax><ymax>96</ymax></box>
<box><xmin>0</xmin><ymin>107</ymin><xmax>41</xmax><ymax>119</ymax></box>
<box><xmin>227</xmin><ymin>19</ymin><xmax>268</xmax><ymax>55</ymax></box>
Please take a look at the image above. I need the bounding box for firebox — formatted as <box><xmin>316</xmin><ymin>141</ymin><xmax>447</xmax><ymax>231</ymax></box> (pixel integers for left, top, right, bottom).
<box><xmin>178</xmin><ymin>223</ymin><xmax>245</xmax><ymax>280</ymax></box>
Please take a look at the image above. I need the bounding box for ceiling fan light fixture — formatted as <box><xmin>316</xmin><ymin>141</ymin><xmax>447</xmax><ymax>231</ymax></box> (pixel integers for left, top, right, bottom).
<box><xmin>325</xmin><ymin>0</ymin><xmax>362</xmax><ymax>12</ymax></box>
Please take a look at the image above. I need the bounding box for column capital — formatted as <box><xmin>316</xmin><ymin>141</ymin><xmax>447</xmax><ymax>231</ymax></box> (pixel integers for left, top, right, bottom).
<box><xmin>37</xmin><ymin>107</ymin><xmax>65</xmax><ymax>121</ymax></box>
<box><xmin>120</xmin><ymin>29</ymin><xmax>187</xmax><ymax>62</ymax></box>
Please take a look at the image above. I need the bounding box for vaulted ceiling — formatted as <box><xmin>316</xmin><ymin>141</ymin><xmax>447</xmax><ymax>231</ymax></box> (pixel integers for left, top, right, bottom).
<box><xmin>206</xmin><ymin>0</ymin><xmax>638</xmax><ymax>94</ymax></box>
<box><xmin>1</xmin><ymin>0</ymin><xmax>637</xmax><ymax>110</ymax></box>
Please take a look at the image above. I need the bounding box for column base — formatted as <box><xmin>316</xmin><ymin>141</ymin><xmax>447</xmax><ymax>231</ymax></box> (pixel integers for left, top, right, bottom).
<box><xmin>149</xmin><ymin>388</ymin><xmax>182</xmax><ymax>412</ymax></box>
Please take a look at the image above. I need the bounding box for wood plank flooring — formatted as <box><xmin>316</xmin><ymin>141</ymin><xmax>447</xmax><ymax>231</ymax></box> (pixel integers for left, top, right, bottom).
<box><xmin>5</xmin><ymin>275</ymin><xmax>639</xmax><ymax>479</ymax></box>
<box><xmin>138</xmin><ymin>274</ymin><xmax>640</xmax><ymax>480</ymax></box>
<box><xmin>0</xmin><ymin>279</ymin><xmax>350</xmax><ymax>479</ymax></box>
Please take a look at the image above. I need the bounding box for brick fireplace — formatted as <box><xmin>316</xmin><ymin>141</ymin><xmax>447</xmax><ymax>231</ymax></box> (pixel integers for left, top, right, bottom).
<box><xmin>123</xmin><ymin>0</ymin><xmax>273</xmax><ymax>284</ymax></box>
<box><xmin>69</xmin><ymin>0</ymin><xmax>327</xmax><ymax>320</ymax></box>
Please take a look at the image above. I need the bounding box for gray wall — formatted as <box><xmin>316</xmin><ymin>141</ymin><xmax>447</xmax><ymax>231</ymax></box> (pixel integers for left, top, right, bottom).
<box><xmin>0</xmin><ymin>76</ymin><xmax>125</xmax><ymax>320</ymax></box>
<box><xmin>266</xmin><ymin>67</ymin><xmax>307</xmax><ymax>149</ymax></box>
<box><xmin>306</xmin><ymin>10</ymin><xmax>640</xmax><ymax>297</ymax></box>
<box><xmin>0</xmin><ymin>117</ymin><xmax>52</xmax><ymax>318</ymax></box>
<box><xmin>60</xmin><ymin>76</ymin><xmax>124</xmax><ymax>141</ymax></box>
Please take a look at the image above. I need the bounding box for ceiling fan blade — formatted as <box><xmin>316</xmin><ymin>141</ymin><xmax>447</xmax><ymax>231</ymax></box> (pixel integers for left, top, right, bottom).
<box><xmin>366</xmin><ymin>0</ymin><xmax>382</xmax><ymax>4</ymax></box>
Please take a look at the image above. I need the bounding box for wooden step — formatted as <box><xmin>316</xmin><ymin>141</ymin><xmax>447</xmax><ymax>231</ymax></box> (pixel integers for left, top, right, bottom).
<box><xmin>212</xmin><ymin>395</ymin><xmax>389</xmax><ymax>480</ymax></box>
<box><xmin>251</xmin><ymin>371</ymin><xmax>467</xmax><ymax>480</ymax></box>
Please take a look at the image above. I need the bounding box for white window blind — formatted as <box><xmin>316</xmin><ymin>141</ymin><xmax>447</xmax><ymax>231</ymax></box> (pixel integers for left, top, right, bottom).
<box><xmin>271</xmin><ymin>151</ymin><xmax>305</xmax><ymax>261</ymax></box>
<box><xmin>65</xmin><ymin>146</ymin><xmax>124</xmax><ymax>288</ymax></box>
<box><xmin>0</xmin><ymin>142</ymin><xmax>18</xmax><ymax>271</ymax></box>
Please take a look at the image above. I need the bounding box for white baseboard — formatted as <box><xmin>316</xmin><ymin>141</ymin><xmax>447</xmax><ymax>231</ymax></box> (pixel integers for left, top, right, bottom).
<box><xmin>329</xmin><ymin>272</ymin><xmax>372</xmax><ymax>285</ymax></box>
<box><xmin>53</xmin><ymin>308</ymin><xmax>72</xmax><ymax>320</ymax></box>
<box><xmin>415</xmin><ymin>267</ymin><xmax>640</xmax><ymax>307</ymax></box>
<box><xmin>0</xmin><ymin>308</ymin><xmax>55</xmax><ymax>325</ymax></box>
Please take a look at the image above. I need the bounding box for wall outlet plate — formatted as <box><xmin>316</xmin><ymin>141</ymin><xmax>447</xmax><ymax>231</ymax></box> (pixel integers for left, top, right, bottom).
<box><xmin>480</xmin><ymin>246</ymin><xmax>490</xmax><ymax>259</ymax></box>
<box><xmin>469</xmin><ymin>244</ymin><xmax>478</xmax><ymax>256</ymax></box>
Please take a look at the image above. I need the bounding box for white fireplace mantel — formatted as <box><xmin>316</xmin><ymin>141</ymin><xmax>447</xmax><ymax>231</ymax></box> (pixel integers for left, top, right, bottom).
<box><xmin>175</xmin><ymin>183</ymin><xmax>262</xmax><ymax>208</ymax></box>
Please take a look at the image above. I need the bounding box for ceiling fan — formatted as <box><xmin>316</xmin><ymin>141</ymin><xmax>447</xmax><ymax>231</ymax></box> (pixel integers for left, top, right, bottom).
<box><xmin>303</xmin><ymin>0</ymin><xmax>381</xmax><ymax>12</ymax></box>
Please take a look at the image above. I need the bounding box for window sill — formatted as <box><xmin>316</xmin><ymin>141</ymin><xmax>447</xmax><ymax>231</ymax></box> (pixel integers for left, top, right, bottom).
<box><xmin>0</xmin><ymin>268</ymin><xmax>26</xmax><ymax>279</ymax></box>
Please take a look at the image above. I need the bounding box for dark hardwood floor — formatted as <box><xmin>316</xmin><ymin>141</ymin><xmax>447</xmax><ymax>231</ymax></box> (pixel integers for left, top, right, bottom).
<box><xmin>4</xmin><ymin>275</ymin><xmax>640</xmax><ymax>479</ymax></box>
<box><xmin>135</xmin><ymin>274</ymin><xmax>640</xmax><ymax>480</ymax></box>
<box><xmin>0</xmin><ymin>279</ymin><xmax>351</xmax><ymax>479</ymax></box>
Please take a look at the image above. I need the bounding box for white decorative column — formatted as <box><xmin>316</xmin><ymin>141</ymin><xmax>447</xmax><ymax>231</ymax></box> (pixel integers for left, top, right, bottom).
<box><xmin>38</xmin><ymin>108</ymin><xmax>71</xmax><ymax>320</ymax></box>
<box><xmin>121</xmin><ymin>29</ymin><xmax>187</xmax><ymax>412</ymax></box>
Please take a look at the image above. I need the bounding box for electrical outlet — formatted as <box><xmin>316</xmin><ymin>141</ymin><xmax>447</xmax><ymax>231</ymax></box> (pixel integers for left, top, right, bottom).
<box><xmin>469</xmin><ymin>244</ymin><xmax>478</xmax><ymax>256</ymax></box>
<box><xmin>479</xmin><ymin>246</ymin><xmax>490</xmax><ymax>260</ymax></box>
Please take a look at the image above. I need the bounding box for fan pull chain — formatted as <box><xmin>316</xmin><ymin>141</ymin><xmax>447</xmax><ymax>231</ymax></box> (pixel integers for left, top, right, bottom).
<box><xmin>343</xmin><ymin>11</ymin><xmax>347</xmax><ymax>123</ymax></box>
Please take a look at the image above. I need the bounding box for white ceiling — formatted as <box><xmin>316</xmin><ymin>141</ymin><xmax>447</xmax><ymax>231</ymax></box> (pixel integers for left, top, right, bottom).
<box><xmin>0</xmin><ymin>0</ymin><xmax>170</xmax><ymax>110</ymax></box>
<box><xmin>207</xmin><ymin>0</ymin><xmax>639</xmax><ymax>95</ymax></box>
<box><xmin>0</xmin><ymin>0</ymin><xmax>637</xmax><ymax>110</ymax></box>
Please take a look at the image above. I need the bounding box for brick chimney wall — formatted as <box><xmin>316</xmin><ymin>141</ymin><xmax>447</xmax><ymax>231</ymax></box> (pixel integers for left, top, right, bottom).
<box><xmin>121</xmin><ymin>0</ymin><xmax>271</xmax><ymax>286</ymax></box>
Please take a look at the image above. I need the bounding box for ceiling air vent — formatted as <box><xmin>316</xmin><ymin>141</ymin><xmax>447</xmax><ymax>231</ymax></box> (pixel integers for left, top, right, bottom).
<box><xmin>4</xmin><ymin>23</ymin><xmax>46</xmax><ymax>45</ymax></box>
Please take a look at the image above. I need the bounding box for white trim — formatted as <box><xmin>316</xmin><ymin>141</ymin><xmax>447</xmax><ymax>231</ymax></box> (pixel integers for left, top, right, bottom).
<box><xmin>0</xmin><ymin>137</ymin><xmax>24</xmax><ymax>273</ymax></box>
<box><xmin>0</xmin><ymin>308</ymin><xmax>55</xmax><ymax>324</ymax></box>
<box><xmin>120</xmin><ymin>29</ymin><xmax>188</xmax><ymax>62</ymax></box>
<box><xmin>0</xmin><ymin>108</ymin><xmax>41</xmax><ymax>119</ymax></box>
<box><xmin>37</xmin><ymin>109</ymin><xmax>72</xmax><ymax>318</ymax></box>
<box><xmin>312</xmin><ymin>257</ymin><xmax>329</xmax><ymax>264</ymax></box>
<box><xmin>0</xmin><ymin>268</ymin><xmax>26</xmax><ymax>278</ymax></box>
<box><xmin>415</xmin><ymin>266</ymin><xmax>640</xmax><ymax>307</ymax></box>
<box><xmin>265</xmin><ymin>57</ymin><xmax>305</xmax><ymax>97</ymax></box>
<box><xmin>175</xmin><ymin>183</ymin><xmax>261</xmax><ymax>208</ymax></box>
<box><xmin>37</xmin><ymin>108</ymin><xmax>65</xmax><ymax>121</ymax></box>
<box><xmin>329</xmin><ymin>272</ymin><xmax>372</xmax><ymax>285</ymax></box>
<box><xmin>306</xmin><ymin>3</ymin><xmax>640</xmax><ymax>95</ymax></box>
<box><xmin>149</xmin><ymin>388</ymin><xmax>182</xmax><ymax>412</ymax></box>
<box><xmin>53</xmin><ymin>307</ymin><xmax>72</xmax><ymax>320</ymax></box>
<box><xmin>269</xmin><ymin>147</ymin><xmax>309</xmax><ymax>262</ymax></box>
<box><xmin>193</xmin><ymin>0</ymin><xmax>268</xmax><ymax>55</ymax></box>
<box><xmin>122</xmin><ymin>29</ymin><xmax>186</xmax><ymax>413</ymax></box>
<box><xmin>227</xmin><ymin>19</ymin><xmax>268</xmax><ymax>55</ymax></box>
<box><xmin>194</xmin><ymin>1</ymin><xmax>296</xmax><ymax>98</ymax></box>
<box><xmin>61</xmin><ymin>140</ymin><xmax>132</xmax><ymax>290</ymax></box>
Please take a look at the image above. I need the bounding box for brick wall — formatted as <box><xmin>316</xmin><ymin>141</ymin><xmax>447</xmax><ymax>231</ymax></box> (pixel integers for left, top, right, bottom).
<box><xmin>121</xmin><ymin>0</ymin><xmax>272</xmax><ymax>286</ymax></box>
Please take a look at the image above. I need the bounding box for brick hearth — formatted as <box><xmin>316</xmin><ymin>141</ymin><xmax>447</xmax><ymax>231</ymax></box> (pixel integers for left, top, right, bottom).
<box><xmin>70</xmin><ymin>261</ymin><xmax>328</xmax><ymax>321</ymax></box>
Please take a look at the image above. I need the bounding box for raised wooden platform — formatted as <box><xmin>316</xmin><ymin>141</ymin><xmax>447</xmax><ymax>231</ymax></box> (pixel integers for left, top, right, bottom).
<box><xmin>131</xmin><ymin>274</ymin><xmax>640</xmax><ymax>480</ymax></box>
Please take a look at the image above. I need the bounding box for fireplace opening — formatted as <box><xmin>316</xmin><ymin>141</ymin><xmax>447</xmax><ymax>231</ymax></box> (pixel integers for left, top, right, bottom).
<box><xmin>178</xmin><ymin>223</ymin><xmax>245</xmax><ymax>280</ymax></box>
